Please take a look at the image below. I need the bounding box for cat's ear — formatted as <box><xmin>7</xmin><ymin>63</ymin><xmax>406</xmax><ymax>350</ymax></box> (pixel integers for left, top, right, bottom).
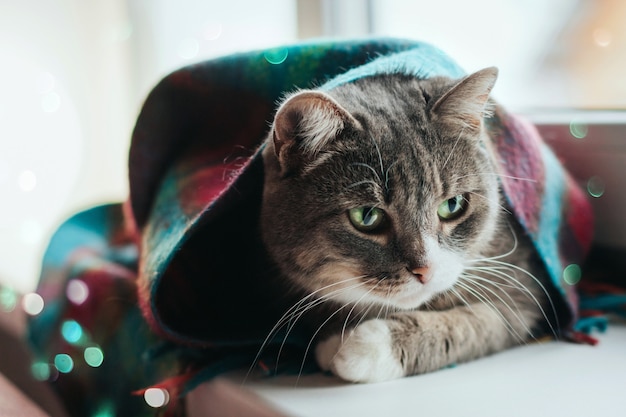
<box><xmin>431</xmin><ymin>67</ymin><xmax>498</xmax><ymax>136</ymax></box>
<box><xmin>271</xmin><ymin>90</ymin><xmax>356</xmax><ymax>175</ymax></box>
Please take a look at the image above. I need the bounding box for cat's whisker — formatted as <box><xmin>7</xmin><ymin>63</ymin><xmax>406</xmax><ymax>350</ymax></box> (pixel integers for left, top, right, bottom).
<box><xmin>368</xmin><ymin>133</ymin><xmax>386</xmax><ymax>183</ymax></box>
<box><xmin>275</xmin><ymin>280</ymin><xmax>369</xmax><ymax>373</ymax></box>
<box><xmin>297</xmin><ymin>279</ymin><xmax>384</xmax><ymax>384</ymax></box>
<box><xmin>467</xmin><ymin>190</ymin><xmax>511</xmax><ymax>215</ymax></box>
<box><xmin>459</xmin><ymin>273</ymin><xmax>535</xmax><ymax>339</ymax></box>
<box><xmin>337</xmin><ymin>279</ymin><xmax>388</xmax><ymax>355</ymax></box>
<box><xmin>295</xmin><ymin>304</ymin><xmax>348</xmax><ymax>385</ymax></box>
<box><xmin>465</xmin><ymin>268</ymin><xmax>526</xmax><ymax>292</ymax></box>
<box><xmin>346</xmin><ymin>179</ymin><xmax>381</xmax><ymax>190</ymax></box>
<box><xmin>271</xmin><ymin>289</ymin><xmax>363</xmax><ymax>382</ymax></box>
<box><xmin>457</xmin><ymin>280</ymin><xmax>525</xmax><ymax>342</ymax></box>
<box><xmin>384</xmin><ymin>161</ymin><xmax>399</xmax><ymax>194</ymax></box>
<box><xmin>489</xmin><ymin>260</ymin><xmax>558</xmax><ymax>326</ymax></box>
<box><xmin>436</xmin><ymin>290</ymin><xmax>453</xmax><ymax>309</ymax></box>
<box><xmin>442</xmin><ymin>127</ymin><xmax>465</xmax><ymax>170</ymax></box>
<box><xmin>376</xmin><ymin>292</ymin><xmax>389</xmax><ymax>320</ymax></box>
<box><xmin>448</xmin><ymin>287</ymin><xmax>475</xmax><ymax>312</ymax></box>
<box><xmin>421</xmin><ymin>299</ymin><xmax>435</xmax><ymax>312</ymax></box>
<box><xmin>467</xmin><ymin>259</ymin><xmax>559</xmax><ymax>338</ymax></box>
<box><xmin>452</xmin><ymin>172</ymin><xmax>537</xmax><ymax>183</ymax></box>
<box><xmin>497</xmin><ymin>174</ymin><xmax>537</xmax><ymax>183</ymax></box>
<box><xmin>383</xmin><ymin>283</ymin><xmax>394</xmax><ymax>318</ymax></box>
<box><xmin>465</xmin><ymin>265</ymin><xmax>528</xmax><ymax>291</ymax></box>
<box><xmin>358</xmin><ymin>294</ymin><xmax>383</xmax><ymax>324</ymax></box>
<box><xmin>265</xmin><ymin>277</ymin><xmax>364</xmax><ymax>344</ymax></box>
<box><xmin>274</xmin><ymin>295</ymin><xmax>337</xmax><ymax>370</ymax></box>
<box><xmin>455</xmin><ymin>280</ymin><xmax>526</xmax><ymax>342</ymax></box>
<box><xmin>311</xmin><ymin>284</ymin><xmax>389</xmax><ymax>383</ymax></box>
<box><xmin>350</xmin><ymin>162</ymin><xmax>382</xmax><ymax>184</ymax></box>
<box><xmin>462</xmin><ymin>271</ymin><xmax>538</xmax><ymax>329</ymax></box>
<box><xmin>340</xmin><ymin>278</ymin><xmax>383</xmax><ymax>344</ymax></box>
<box><xmin>466</xmin><ymin>221</ymin><xmax>559</xmax><ymax>338</ymax></box>
<box><xmin>467</xmin><ymin>222</ymin><xmax>520</xmax><ymax>263</ymax></box>
<box><xmin>244</xmin><ymin>277</ymin><xmax>366</xmax><ymax>381</ymax></box>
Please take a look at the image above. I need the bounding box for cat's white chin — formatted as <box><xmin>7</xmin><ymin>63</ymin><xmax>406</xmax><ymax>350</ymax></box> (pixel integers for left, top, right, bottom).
<box><xmin>363</xmin><ymin>273</ymin><xmax>459</xmax><ymax>310</ymax></box>
<box><xmin>388</xmin><ymin>288</ymin><xmax>435</xmax><ymax>310</ymax></box>
<box><xmin>383</xmin><ymin>280</ymin><xmax>450</xmax><ymax>310</ymax></box>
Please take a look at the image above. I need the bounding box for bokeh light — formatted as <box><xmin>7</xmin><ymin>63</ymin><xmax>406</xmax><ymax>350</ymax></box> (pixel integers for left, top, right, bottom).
<box><xmin>31</xmin><ymin>361</ymin><xmax>51</xmax><ymax>381</ymax></box>
<box><xmin>587</xmin><ymin>176</ymin><xmax>605</xmax><ymax>198</ymax></box>
<box><xmin>592</xmin><ymin>28</ymin><xmax>612</xmax><ymax>47</ymax></box>
<box><xmin>92</xmin><ymin>402</ymin><xmax>115</xmax><ymax>417</ymax></box>
<box><xmin>61</xmin><ymin>320</ymin><xmax>84</xmax><ymax>344</ymax></box>
<box><xmin>84</xmin><ymin>346</ymin><xmax>104</xmax><ymax>367</ymax></box>
<box><xmin>569</xmin><ymin>121</ymin><xmax>588</xmax><ymax>139</ymax></box>
<box><xmin>22</xmin><ymin>292</ymin><xmax>44</xmax><ymax>316</ymax></box>
<box><xmin>0</xmin><ymin>287</ymin><xmax>17</xmax><ymax>312</ymax></box>
<box><xmin>144</xmin><ymin>388</ymin><xmax>170</xmax><ymax>408</ymax></box>
<box><xmin>54</xmin><ymin>354</ymin><xmax>74</xmax><ymax>374</ymax></box>
<box><xmin>264</xmin><ymin>48</ymin><xmax>289</xmax><ymax>64</ymax></box>
<box><xmin>563</xmin><ymin>264</ymin><xmax>582</xmax><ymax>285</ymax></box>
<box><xmin>67</xmin><ymin>279</ymin><xmax>90</xmax><ymax>305</ymax></box>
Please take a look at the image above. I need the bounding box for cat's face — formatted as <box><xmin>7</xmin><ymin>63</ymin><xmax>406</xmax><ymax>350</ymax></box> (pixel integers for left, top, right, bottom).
<box><xmin>261</xmin><ymin>68</ymin><xmax>500</xmax><ymax>311</ymax></box>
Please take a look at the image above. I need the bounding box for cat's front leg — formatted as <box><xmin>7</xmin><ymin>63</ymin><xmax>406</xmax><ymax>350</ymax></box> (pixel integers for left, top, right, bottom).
<box><xmin>315</xmin><ymin>304</ymin><xmax>527</xmax><ymax>383</ymax></box>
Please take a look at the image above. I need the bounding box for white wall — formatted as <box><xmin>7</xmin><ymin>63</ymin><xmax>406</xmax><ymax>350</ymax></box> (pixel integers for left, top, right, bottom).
<box><xmin>370</xmin><ymin>0</ymin><xmax>581</xmax><ymax>110</ymax></box>
<box><xmin>0</xmin><ymin>0</ymin><xmax>135</xmax><ymax>293</ymax></box>
<box><xmin>0</xmin><ymin>0</ymin><xmax>297</xmax><ymax>293</ymax></box>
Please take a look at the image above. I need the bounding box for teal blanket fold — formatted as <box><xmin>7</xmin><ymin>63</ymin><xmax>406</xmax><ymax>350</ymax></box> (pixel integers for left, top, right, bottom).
<box><xmin>27</xmin><ymin>38</ymin><xmax>599</xmax><ymax>417</ymax></box>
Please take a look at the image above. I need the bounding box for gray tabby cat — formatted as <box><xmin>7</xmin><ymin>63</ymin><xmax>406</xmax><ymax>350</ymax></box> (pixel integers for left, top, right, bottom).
<box><xmin>259</xmin><ymin>67</ymin><xmax>556</xmax><ymax>383</ymax></box>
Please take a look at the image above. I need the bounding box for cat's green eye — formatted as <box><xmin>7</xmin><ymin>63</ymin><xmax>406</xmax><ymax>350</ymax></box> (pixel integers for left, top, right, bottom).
<box><xmin>437</xmin><ymin>194</ymin><xmax>468</xmax><ymax>221</ymax></box>
<box><xmin>348</xmin><ymin>207</ymin><xmax>386</xmax><ymax>232</ymax></box>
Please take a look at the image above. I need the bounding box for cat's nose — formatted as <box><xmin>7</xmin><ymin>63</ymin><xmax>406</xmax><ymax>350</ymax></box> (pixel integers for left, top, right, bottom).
<box><xmin>408</xmin><ymin>266</ymin><xmax>431</xmax><ymax>284</ymax></box>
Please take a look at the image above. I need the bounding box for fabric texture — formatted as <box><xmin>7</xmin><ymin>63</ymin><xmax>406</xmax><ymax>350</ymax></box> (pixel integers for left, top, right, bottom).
<box><xmin>27</xmin><ymin>38</ymin><xmax>600</xmax><ymax>417</ymax></box>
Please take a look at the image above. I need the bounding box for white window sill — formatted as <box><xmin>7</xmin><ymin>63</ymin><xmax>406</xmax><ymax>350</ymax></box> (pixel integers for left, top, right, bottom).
<box><xmin>195</xmin><ymin>324</ymin><xmax>626</xmax><ymax>417</ymax></box>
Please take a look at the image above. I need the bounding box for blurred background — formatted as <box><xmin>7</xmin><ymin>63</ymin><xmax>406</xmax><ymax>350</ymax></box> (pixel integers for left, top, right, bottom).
<box><xmin>1</xmin><ymin>0</ymin><xmax>625</xmax><ymax>294</ymax></box>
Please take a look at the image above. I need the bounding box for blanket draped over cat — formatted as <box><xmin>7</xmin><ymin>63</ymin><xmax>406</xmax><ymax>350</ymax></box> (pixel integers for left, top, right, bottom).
<box><xmin>28</xmin><ymin>38</ymin><xmax>600</xmax><ymax>417</ymax></box>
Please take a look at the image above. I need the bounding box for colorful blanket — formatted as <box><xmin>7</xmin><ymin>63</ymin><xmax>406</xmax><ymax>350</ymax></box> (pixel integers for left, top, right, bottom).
<box><xmin>27</xmin><ymin>38</ymin><xmax>604</xmax><ymax>417</ymax></box>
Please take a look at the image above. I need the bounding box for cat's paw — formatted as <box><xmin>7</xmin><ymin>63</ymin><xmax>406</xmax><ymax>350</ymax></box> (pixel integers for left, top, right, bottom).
<box><xmin>315</xmin><ymin>320</ymin><xmax>404</xmax><ymax>383</ymax></box>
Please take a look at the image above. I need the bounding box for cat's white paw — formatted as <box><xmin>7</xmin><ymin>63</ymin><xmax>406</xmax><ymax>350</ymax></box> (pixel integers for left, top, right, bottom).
<box><xmin>315</xmin><ymin>320</ymin><xmax>404</xmax><ymax>383</ymax></box>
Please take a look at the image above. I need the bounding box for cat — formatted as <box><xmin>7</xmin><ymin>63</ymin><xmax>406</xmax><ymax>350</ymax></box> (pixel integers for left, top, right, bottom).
<box><xmin>258</xmin><ymin>67</ymin><xmax>558</xmax><ymax>383</ymax></box>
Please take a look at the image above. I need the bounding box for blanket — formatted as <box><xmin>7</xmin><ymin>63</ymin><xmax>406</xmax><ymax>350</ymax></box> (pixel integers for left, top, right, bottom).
<box><xmin>27</xmin><ymin>38</ymin><xmax>602</xmax><ymax>417</ymax></box>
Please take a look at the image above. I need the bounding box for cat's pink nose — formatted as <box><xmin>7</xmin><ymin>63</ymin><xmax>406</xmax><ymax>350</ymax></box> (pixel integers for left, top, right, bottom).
<box><xmin>409</xmin><ymin>266</ymin><xmax>431</xmax><ymax>284</ymax></box>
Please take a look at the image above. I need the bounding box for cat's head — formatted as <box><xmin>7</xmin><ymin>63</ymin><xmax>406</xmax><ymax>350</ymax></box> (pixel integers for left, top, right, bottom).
<box><xmin>261</xmin><ymin>67</ymin><xmax>500</xmax><ymax>310</ymax></box>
